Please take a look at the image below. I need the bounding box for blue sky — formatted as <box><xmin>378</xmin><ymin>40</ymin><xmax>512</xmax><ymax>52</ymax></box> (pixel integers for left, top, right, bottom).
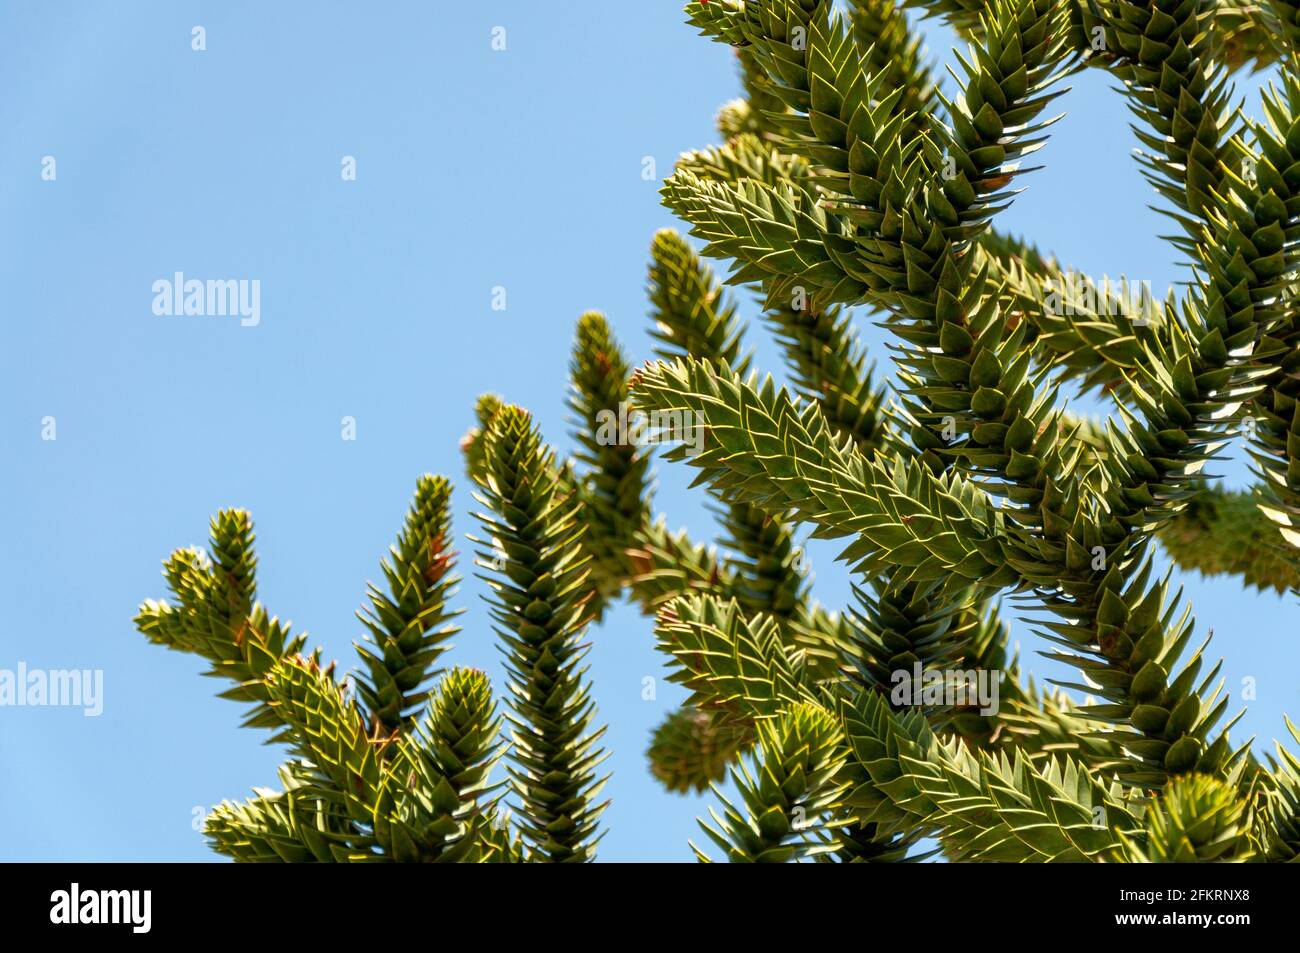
<box><xmin>1</xmin><ymin>2</ymin><xmax>1296</xmax><ymax>863</ymax></box>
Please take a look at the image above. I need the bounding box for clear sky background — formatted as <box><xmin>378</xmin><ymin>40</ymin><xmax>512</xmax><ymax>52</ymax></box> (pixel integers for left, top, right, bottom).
<box><xmin>1</xmin><ymin>2</ymin><xmax>1296</xmax><ymax>862</ymax></box>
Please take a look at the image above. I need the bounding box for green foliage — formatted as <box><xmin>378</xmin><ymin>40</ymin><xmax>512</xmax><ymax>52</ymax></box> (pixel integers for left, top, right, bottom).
<box><xmin>634</xmin><ymin>0</ymin><xmax>1298</xmax><ymax>859</ymax></box>
<box><xmin>568</xmin><ymin>311</ymin><xmax>652</xmax><ymax>615</ymax></box>
<box><xmin>135</xmin><ymin>510</ymin><xmax>304</xmax><ymax>736</ymax></box>
<box><xmin>353</xmin><ymin>475</ymin><xmax>461</xmax><ymax>733</ymax></box>
<box><xmin>844</xmin><ymin>691</ymin><xmax>1145</xmax><ymax>860</ymax></box>
<box><xmin>695</xmin><ymin>702</ymin><xmax>849</xmax><ymax>862</ymax></box>
<box><xmin>137</xmin><ymin>409</ymin><xmax>597</xmax><ymax>862</ymax></box>
<box><xmin>1117</xmin><ymin>772</ymin><xmax>1257</xmax><ymax>861</ymax></box>
<box><xmin>1259</xmin><ymin>717</ymin><xmax>1300</xmax><ymax>860</ymax></box>
<box><xmin>472</xmin><ymin>405</ymin><xmax>610</xmax><ymax>862</ymax></box>
<box><xmin>1157</xmin><ymin>486</ymin><xmax>1300</xmax><ymax>593</ymax></box>
<box><xmin>648</xmin><ymin>228</ymin><xmax>753</xmax><ymax>376</ymax></box>
<box><xmin>647</xmin><ymin>706</ymin><xmax>752</xmax><ymax>793</ymax></box>
<box><xmin>139</xmin><ymin>0</ymin><xmax>1300</xmax><ymax>862</ymax></box>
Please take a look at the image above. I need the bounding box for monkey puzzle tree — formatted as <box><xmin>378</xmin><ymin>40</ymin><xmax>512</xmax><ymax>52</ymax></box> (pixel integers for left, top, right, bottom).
<box><xmin>137</xmin><ymin>411</ymin><xmax>608</xmax><ymax>862</ymax></box>
<box><xmin>138</xmin><ymin>0</ymin><xmax>1300</xmax><ymax>861</ymax></box>
<box><xmin>620</xmin><ymin>0</ymin><xmax>1300</xmax><ymax>860</ymax></box>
